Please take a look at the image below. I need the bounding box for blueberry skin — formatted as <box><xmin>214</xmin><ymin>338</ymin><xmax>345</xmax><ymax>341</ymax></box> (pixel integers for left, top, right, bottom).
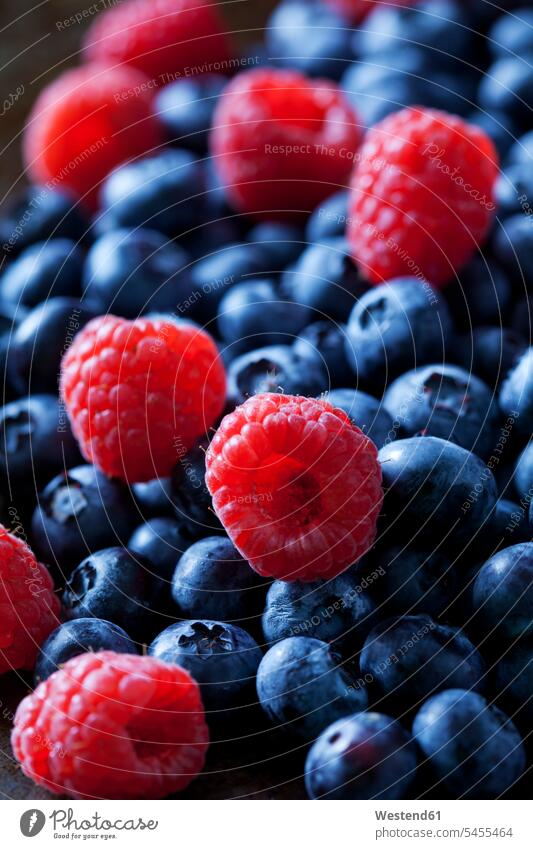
<box><xmin>247</xmin><ymin>222</ymin><xmax>304</xmax><ymax>270</ymax></box>
<box><xmin>445</xmin><ymin>256</ymin><xmax>511</xmax><ymax>329</ymax></box>
<box><xmin>413</xmin><ymin>689</ymin><xmax>526</xmax><ymax>799</ymax></box>
<box><xmin>375</xmin><ymin>546</ymin><xmax>457</xmax><ymax>619</ymax></box>
<box><xmin>383</xmin><ymin>365</ymin><xmax>499</xmax><ymax>459</ymax></box>
<box><xmin>83</xmin><ymin>229</ymin><xmax>192</xmax><ymax>318</ymax></box>
<box><xmin>454</xmin><ymin>327</ymin><xmax>525</xmax><ymax>389</ymax></box>
<box><xmin>500</xmin><ymin>348</ymin><xmax>533</xmax><ymax>439</ymax></box>
<box><xmin>494</xmin><ymin>642</ymin><xmax>533</xmax><ymax>729</ymax></box>
<box><xmin>256</xmin><ymin>637</ymin><xmax>367</xmax><ymax>742</ymax></box>
<box><xmin>495</xmin><ymin>165</ymin><xmax>533</xmax><ymax>220</ymax></box>
<box><xmin>323</xmin><ymin>388</ymin><xmax>393</xmax><ymax>449</ymax></box>
<box><xmin>132</xmin><ymin>477</ymin><xmax>174</xmax><ymax>518</ymax></box>
<box><xmin>217</xmin><ymin>280</ymin><xmax>310</xmax><ymax>354</ymax></box>
<box><xmin>360</xmin><ymin>615</ymin><xmax>486</xmax><ymax>711</ymax></box>
<box><xmin>305</xmin><ymin>712</ymin><xmax>418</xmax><ymax>800</ymax></box>
<box><xmin>63</xmin><ymin>547</ymin><xmax>162</xmax><ymax>640</ymax></box>
<box><xmin>172</xmin><ymin>536</ymin><xmax>265</xmax><ymax>624</ymax></box>
<box><xmin>488</xmin><ymin>498</ymin><xmax>531</xmax><ymax>548</ymax></box>
<box><xmin>0</xmin><ymin>185</ymin><xmax>88</xmax><ymax>257</ymax></box>
<box><xmin>479</xmin><ymin>57</ymin><xmax>533</xmax><ymax>129</ymax></box>
<box><xmin>281</xmin><ymin>239</ymin><xmax>367</xmax><ymax>322</ymax></box>
<box><xmin>306</xmin><ymin>192</ymin><xmax>349</xmax><ymax>244</ymax></box>
<box><xmin>344</xmin><ymin>278</ymin><xmax>452</xmax><ymax>391</ymax></box>
<box><xmin>227</xmin><ymin>344</ymin><xmax>328</xmax><ymax>406</ymax></box>
<box><xmin>0</xmin><ymin>239</ymin><xmax>84</xmax><ymax>307</ymax></box>
<box><xmin>473</xmin><ymin>543</ymin><xmax>533</xmax><ymax>642</ymax></box>
<box><xmin>514</xmin><ymin>443</ymin><xmax>533</xmax><ymax>501</ymax></box>
<box><xmin>293</xmin><ymin>322</ymin><xmax>352</xmax><ymax>388</ymax></box>
<box><xmin>489</xmin><ymin>9</ymin><xmax>533</xmax><ymax>59</ymax></box>
<box><xmin>492</xmin><ymin>215</ymin><xmax>533</xmax><ymax>288</ymax></box>
<box><xmin>171</xmin><ymin>444</ymin><xmax>223</xmax><ymax>538</ymax></box>
<box><xmin>31</xmin><ymin>465</ymin><xmax>137</xmax><ymax>573</ymax></box>
<box><xmin>467</xmin><ymin>109</ymin><xmax>519</xmax><ymax>160</ymax></box>
<box><xmin>35</xmin><ymin>617</ymin><xmax>137</xmax><ymax>683</ymax></box>
<box><xmin>99</xmin><ymin>149</ymin><xmax>204</xmax><ymax>236</ymax></box>
<box><xmin>128</xmin><ymin>517</ymin><xmax>193</xmax><ymax>582</ymax></box>
<box><xmin>262</xmin><ymin>572</ymin><xmax>377</xmax><ymax>651</ymax></box>
<box><xmin>154</xmin><ymin>75</ymin><xmax>225</xmax><ymax>151</ymax></box>
<box><xmin>378</xmin><ymin>437</ymin><xmax>498</xmax><ymax>545</ymax></box>
<box><xmin>149</xmin><ymin>620</ymin><xmax>262</xmax><ymax>712</ymax></box>
<box><xmin>506</xmin><ymin>129</ymin><xmax>533</xmax><ymax>167</ymax></box>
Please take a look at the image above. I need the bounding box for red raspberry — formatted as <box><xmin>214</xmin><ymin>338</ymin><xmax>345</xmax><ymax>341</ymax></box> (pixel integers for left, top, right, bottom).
<box><xmin>83</xmin><ymin>0</ymin><xmax>234</xmax><ymax>84</ymax></box>
<box><xmin>325</xmin><ymin>0</ymin><xmax>418</xmax><ymax>23</ymax></box>
<box><xmin>205</xmin><ymin>393</ymin><xmax>383</xmax><ymax>582</ymax></box>
<box><xmin>60</xmin><ymin>316</ymin><xmax>226</xmax><ymax>483</ymax></box>
<box><xmin>347</xmin><ymin>107</ymin><xmax>499</xmax><ymax>287</ymax></box>
<box><xmin>210</xmin><ymin>68</ymin><xmax>364</xmax><ymax>220</ymax></box>
<box><xmin>0</xmin><ymin>526</ymin><xmax>59</xmax><ymax>675</ymax></box>
<box><xmin>12</xmin><ymin>651</ymin><xmax>208</xmax><ymax>799</ymax></box>
<box><xmin>23</xmin><ymin>63</ymin><xmax>163</xmax><ymax>208</ymax></box>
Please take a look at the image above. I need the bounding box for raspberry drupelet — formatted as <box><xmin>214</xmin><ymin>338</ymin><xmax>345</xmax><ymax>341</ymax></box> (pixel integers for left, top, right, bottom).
<box><xmin>205</xmin><ymin>393</ymin><xmax>383</xmax><ymax>582</ymax></box>
<box><xmin>11</xmin><ymin>651</ymin><xmax>209</xmax><ymax>799</ymax></box>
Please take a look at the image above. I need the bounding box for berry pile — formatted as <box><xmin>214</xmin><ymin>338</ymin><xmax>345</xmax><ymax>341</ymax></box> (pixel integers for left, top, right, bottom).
<box><xmin>0</xmin><ymin>0</ymin><xmax>531</xmax><ymax>803</ymax></box>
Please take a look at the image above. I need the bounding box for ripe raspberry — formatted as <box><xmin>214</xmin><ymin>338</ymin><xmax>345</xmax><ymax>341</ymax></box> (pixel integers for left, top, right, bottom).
<box><xmin>60</xmin><ymin>316</ymin><xmax>226</xmax><ymax>483</ymax></box>
<box><xmin>12</xmin><ymin>651</ymin><xmax>208</xmax><ymax>799</ymax></box>
<box><xmin>83</xmin><ymin>0</ymin><xmax>234</xmax><ymax>84</ymax></box>
<box><xmin>347</xmin><ymin>107</ymin><xmax>499</xmax><ymax>287</ymax></box>
<box><xmin>205</xmin><ymin>393</ymin><xmax>383</xmax><ymax>582</ymax></box>
<box><xmin>0</xmin><ymin>526</ymin><xmax>59</xmax><ymax>675</ymax></box>
<box><xmin>211</xmin><ymin>68</ymin><xmax>364</xmax><ymax>220</ymax></box>
<box><xmin>23</xmin><ymin>63</ymin><xmax>163</xmax><ymax>208</ymax></box>
<box><xmin>325</xmin><ymin>0</ymin><xmax>418</xmax><ymax>23</ymax></box>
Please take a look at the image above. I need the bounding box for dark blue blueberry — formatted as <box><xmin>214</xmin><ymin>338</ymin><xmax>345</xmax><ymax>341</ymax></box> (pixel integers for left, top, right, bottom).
<box><xmin>128</xmin><ymin>517</ymin><xmax>193</xmax><ymax>582</ymax></box>
<box><xmin>468</xmin><ymin>109</ymin><xmax>519</xmax><ymax>159</ymax></box>
<box><xmin>500</xmin><ymin>348</ymin><xmax>533</xmax><ymax>440</ymax></box>
<box><xmin>488</xmin><ymin>498</ymin><xmax>531</xmax><ymax>547</ymax></box>
<box><xmin>172</xmin><ymin>535</ymin><xmax>265</xmax><ymax>625</ymax></box>
<box><xmin>453</xmin><ymin>327</ymin><xmax>526</xmax><ymax>389</ymax></box>
<box><xmin>293</xmin><ymin>322</ymin><xmax>352</xmax><ymax>387</ymax></box>
<box><xmin>227</xmin><ymin>344</ymin><xmax>328</xmax><ymax>406</ymax></box>
<box><xmin>305</xmin><ymin>712</ymin><xmax>418</xmax><ymax>800</ymax></box>
<box><xmin>506</xmin><ymin>129</ymin><xmax>533</xmax><ymax>167</ymax></box>
<box><xmin>247</xmin><ymin>222</ymin><xmax>304</xmax><ymax>270</ymax></box>
<box><xmin>35</xmin><ymin>618</ymin><xmax>137</xmax><ymax>683</ymax></box>
<box><xmin>99</xmin><ymin>149</ymin><xmax>204</xmax><ymax>236</ymax></box>
<box><xmin>306</xmin><ymin>191</ymin><xmax>349</xmax><ymax>243</ymax></box>
<box><xmin>494</xmin><ymin>642</ymin><xmax>533</xmax><ymax>730</ymax></box>
<box><xmin>8</xmin><ymin>297</ymin><xmax>99</xmax><ymax>395</ymax></box>
<box><xmin>361</xmin><ymin>614</ymin><xmax>485</xmax><ymax>711</ymax></box>
<box><xmin>445</xmin><ymin>256</ymin><xmax>511</xmax><ymax>329</ymax></box>
<box><xmin>149</xmin><ymin>619</ymin><xmax>262</xmax><ymax>712</ymax></box>
<box><xmin>323</xmin><ymin>388</ymin><xmax>394</xmax><ymax>449</ymax></box>
<box><xmin>489</xmin><ymin>9</ymin><xmax>533</xmax><ymax>59</ymax></box>
<box><xmin>383</xmin><ymin>365</ymin><xmax>499</xmax><ymax>459</ymax></box>
<box><xmin>170</xmin><ymin>444</ymin><xmax>223</xmax><ymax>538</ymax></box>
<box><xmin>83</xmin><ymin>229</ymin><xmax>191</xmax><ymax>318</ymax></box>
<box><xmin>132</xmin><ymin>477</ymin><xmax>174</xmax><ymax>518</ymax></box>
<box><xmin>344</xmin><ymin>278</ymin><xmax>452</xmax><ymax>392</ymax></box>
<box><xmin>31</xmin><ymin>465</ymin><xmax>137</xmax><ymax>573</ymax></box>
<box><xmin>511</xmin><ymin>294</ymin><xmax>533</xmax><ymax>338</ymax></box>
<box><xmin>492</xmin><ymin>215</ymin><xmax>533</xmax><ymax>288</ymax></box>
<box><xmin>256</xmin><ymin>637</ymin><xmax>367</xmax><ymax>742</ymax></box>
<box><xmin>378</xmin><ymin>437</ymin><xmax>498</xmax><ymax>546</ymax></box>
<box><xmin>375</xmin><ymin>545</ymin><xmax>457</xmax><ymax>619</ymax></box>
<box><xmin>184</xmin><ymin>218</ymin><xmax>244</xmax><ymax>261</ymax></box>
<box><xmin>413</xmin><ymin>688</ymin><xmax>526</xmax><ymax>798</ymax></box>
<box><xmin>262</xmin><ymin>571</ymin><xmax>376</xmax><ymax>651</ymax></box>
<box><xmin>217</xmin><ymin>280</ymin><xmax>310</xmax><ymax>354</ymax></box>
<box><xmin>154</xmin><ymin>75</ymin><xmax>225</xmax><ymax>151</ymax></box>
<box><xmin>514</xmin><ymin>443</ymin><xmax>533</xmax><ymax>501</ymax></box>
<box><xmin>473</xmin><ymin>543</ymin><xmax>533</xmax><ymax>642</ymax></box>
<box><xmin>479</xmin><ymin>57</ymin><xmax>533</xmax><ymax>129</ymax></box>
<box><xmin>0</xmin><ymin>186</ymin><xmax>88</xmax><ymax>258</ymax></box>
<box><xmin>495</xmin><ymin>164</ymin><xmax>533</xmax><ymax>219</ymax></box>
<box><xmin>281</xmin><ymin>239</ymin><xmax>367</xmax><ymax>322</ymax></box>
<box><xmin>0</xmin><ymin>239</ymin><xmax>84</xmax><ymax>307</ymax></box>
<box><xmin>63</xmin><ymin>547</ymin><xmax>162</xmax><ymax>640</ymax></box>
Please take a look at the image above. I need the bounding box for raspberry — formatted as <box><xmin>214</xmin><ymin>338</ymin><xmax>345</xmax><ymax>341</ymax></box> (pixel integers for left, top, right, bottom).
<box><xmin>325</xmin><ymin>0</ymin><xmax>417</xmax><ymax>22</ymax></box>
<box><xmin>205</xmin><ymin>393</ymin><xmax>383</xmax><ymax>582</ymax></box>
<box><xmin>0</xmin><ymin>526</ymin><xmax>59</xmax><ymax>675</ymax></box>
<box><xmin>23</xmin><ymin>63</ymin><xmax>163</xmax><ymax>208</ymax></box>
<box><xmin>210</xmin><ymin>68</ymin><xmax>364</xmax><ymax>220</ymax></box>
<box><xmin>83</xmin><ymin>0</ymin><xmax>234</xmax><ymax>84</ymax></box>
<box><xmin>11</xmin><ymin>651</ymin><xmax>208</xmax><ymax>799</ymax></box>
<box><xmin>60</xmin><ymin>316</ymin><xmax>226</xmax><ymax>483</ymax></box>
<box><xmin>347</xmin><ymin>107</ymin><xmax>499</xmax><ymax>287</ymax></box>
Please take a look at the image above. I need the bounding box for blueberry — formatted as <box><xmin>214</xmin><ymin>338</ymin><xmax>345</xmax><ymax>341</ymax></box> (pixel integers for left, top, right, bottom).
<box><xmin>473</xmin><ymin>542</ymin><xmax>533</xmax><ymax>642</ymax></box>
<box><xmin>500</xmin><ymin>348</ymin><xmax>533</xmax><ymax>440</ymax></box>
<box><xmin>495</xmin><ymin>164</ymin><xmax>533</xmax><ymax>219</ymax></box>
<box><xmin>479</xmin><ymin>57</ymin><xmax>533</xmax><ymax>129</ymax></box>
<box><xmin>154</xmin><ymin>75</ymin><xmax>225</xmax><ymax>151</ymax></box>
<box><xmin>494</xmin><ymin>642</ymin><xmax>533</xmax><ymax>730</ymax></box>
<box><xmin>454</xmin><ymin>327</ymin><xmax>525</xmax><ymax>389</ymax></box>
<box><xmin>8</xmin><ymin>297</ymin><xmax>99</xmax><ymax>395</ymax></box>
<box><xmin>217</xmin><ymin>280</ymin><xmax>310</xmax><ymax>354</ymax></box>
<box><xmin>0</xmin><ymin>239</ymin><xmax>84</xmax><ymax>307</ymax></box>
<box><xmin>514</xmin><ymin>443</ymin><xmax>533</xmax><ymax>501</ymax></box>
<box><xmin>488</xmin><ymin>497</ymin><xmax>531</xmax><ymax>547</ymax></box>
<box><xmin>171</xmin><ymin>444</ymin><xmax>223</xmax><ymax>537</ymax></box>
<box><xmin>132</xmin><ymin>476</ymin><xmax>174</xmax><ymax>518</ymax></box>
<box><xmin>35</xmin><ymin>618</ymin><xmax>137</xmax><ymax>683</ymax></box>
<box><xmin>256</xmin><ymin>637</ymin><xmax>367</xmax><ymax>742</ymax></box>
<box><xmin>511</xmin><ymin>294</ymin><xmax>533</xmax><ymax>339</ymax></box>
<box><xmin>0</xmin><ymin>185</ymin><xmax>88</xmax><ymax>258</ymax></box>
<box><xmin>345</xmin><ymin>278</ymin><xmax>452</xmax><ymax>392</ymax></box>
<box><xmin>247</xmin><ymin>222</ymin><xmax>304</xmax><ymax>269</ymax></box>
<box><xmin>128</xmin><ymin>517</ymin><xmax>193</xmax><ymax>582</ymax></box>
<box><xmin>281</xmin><ymin>239</ymin><xmax>366</xmax><ymax>322</ymax></box>
<box><xmin>99</xmin><ymin>149</ymin><xmax>204</xmax><ymax>236</ymax></box>
<box><xmin>375</xmin><ymin>545</ymin><xmax>458</xmax><ymax>619</ymax></box>
<box><xmin>378</xmin><ymin>437</ymin><xmax>498</xmax><ymax>546</ymax></box>
<box><xmin>262</xmin><ymin>572</ymin><xmax>376</xmax><ymax>651</ymax></box>
<box><xmin>492</xmin><ymin>215</ymin><xmax>533</xmax><ymax>288</ymax></box>
<box><xmin>506</xmin><ymin>129</ymin><xmax>533</xmax><ymax>167</ymax></box>
<box><xmin>293</xmin><ymin>322</ymin><xmax>352</xmax><ymax>387</ymax></box>
<box><xmin>31</xmin><ymin>465</ymin><xmax>137</xmax><ymax>573</ymax></box>
<box><xmin>383</xmin><ymin>365</ymin><xmax>499</xmax><ymax>459</ymax></box>
<box><xmin>306</xmin><ymin>191</ymin><xmax>349</xmax><ymax>243</ymax></box>
<box><xmin>227</xmin><ymin>344</ymin><xmax>328</xmax><ymax>406</ymax></box>
<box><xmin>184</xmin><ymin>218</ymin><xmax>244</xmax><ymax>261</ymax></box>
<box><xmin>468</xmin><ymin>109</ymin><xmax>519</xmax><ymax>159</ymax></box>
<box><xmin>489</xmin><ymin>9</ymin><xmax>533</xmax><ymax>59</ymax></box>
<box><xmin>413</xmin><ymin>688</ymin><xmax>526</xmax><ymax>798</ymax></box>
<box><xmin>305</xmin><ymin>712</ymin><xmax>418</xmax><ymax>800</ymax></box>
<box><xmin>149</xmin><ymin>619</ymin><xmax>262</xmax><ymax>712</ymax></box>
<box><xmin>63</xmin><ymin>547</ymin><xmax>162</xmax><ymax>640</ymax></box>
<box><xmin>361</xmin><ymin>614</ymin><xmax>485</xmax><ymax>711</ymax></box>
<box><xmin>445</xmin><ymin>255</ymin><xmax>511</xmax><ymax>329</ymax></box>
<box><xmin>323</xmin><ymin>388</ymin><xmax>394</xmax><ymax>449</ymax></box>
<box><xmin>83</xmin><ymin>228</ymin><xmax>192</xmax><ymax>318</ymax></box>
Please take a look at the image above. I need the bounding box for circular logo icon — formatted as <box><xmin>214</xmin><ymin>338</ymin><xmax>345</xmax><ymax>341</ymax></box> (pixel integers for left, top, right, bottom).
<box><xmin>20</xmin><ymin>809</ymin><xmax>46</xmax><ymax>837</ymax></box>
